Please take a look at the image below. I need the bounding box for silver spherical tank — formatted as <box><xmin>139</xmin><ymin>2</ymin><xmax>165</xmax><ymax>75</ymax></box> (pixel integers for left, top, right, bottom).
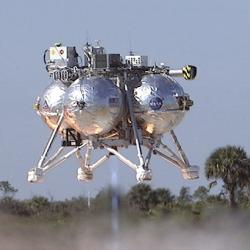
<box><xmin>64</xmin><ymin>77</ymin><xmax>123</xmax><ymax>136</ymax></box>
<box><xmin>134</xmin><ymin>74</ymin><xmax>188</xmax><ymax>135</ymax></box>
<box><xmin>39</xmin><ymin>80</ymin><xmax>68</xmax><ymax>130</ymax></box>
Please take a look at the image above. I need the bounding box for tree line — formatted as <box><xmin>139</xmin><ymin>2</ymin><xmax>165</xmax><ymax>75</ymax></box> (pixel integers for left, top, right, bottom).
<box><xmin>0</xmin><ymin>145</ymin><xmax>250</xmax><ymax>221</ymax></box>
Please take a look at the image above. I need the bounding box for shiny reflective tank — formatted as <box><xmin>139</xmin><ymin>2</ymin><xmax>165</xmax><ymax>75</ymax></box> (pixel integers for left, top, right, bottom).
<box><xmin>134</xmin><ymin>74</ymin><xmax>186</xmax><ymax>135</ymax></box>
<box><xmin>39</xmin><ymin>80</ymin><xmax>68</xmax><ymax>130</ymax></box>
<box><xmin>64</xmin><ymin>77</ymin><xmax>123</xmax><ymax>136</ymax></box>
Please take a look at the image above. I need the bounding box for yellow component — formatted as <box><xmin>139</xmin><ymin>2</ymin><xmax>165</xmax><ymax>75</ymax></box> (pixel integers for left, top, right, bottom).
<box><xmin>145</xmin><ymin>124</ymin><xmax>154</xmax><ymax>134</ymax></box>
<box><xmin>50</xmin><ymin>48</ymin><xmax>56</xmax><ymax>56</ymax></box>
<box><xmin>33</xmin><ymin>103</ymin><xmax>40</xmax><ymax>111</ymax></box>
<box><xmin>49</xmin><ymin>46</ymin><xmax>67</xmax><ymax>60</ymax></box>
<box><xmin>182</xmin><ymin>65</ymin><xmax>196</xmax><ymax>80</ymax></box>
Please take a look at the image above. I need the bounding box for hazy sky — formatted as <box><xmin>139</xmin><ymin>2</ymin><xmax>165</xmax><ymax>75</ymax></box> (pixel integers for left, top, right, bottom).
<box><xmin>1</xmin><ymin>0</ymin><xmax>250</xmax><ymax>199</ymax></box>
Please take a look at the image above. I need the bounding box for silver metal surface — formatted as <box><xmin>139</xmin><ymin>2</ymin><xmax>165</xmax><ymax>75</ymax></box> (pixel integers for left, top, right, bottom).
<box><xmin>134</xmin><ymin>74</ymin><xmax>187</xmax><ymax>135</ymax></box>
<box><xmin>124</xmin><ymin>72</ymin><xmax>145</xmax><ymax>169</ymax></box>
<box><xmin>29</xmin><ymin>42</ymin><xmax>199</xmax><ymax>183</ymax></box>
<box><xmin>39</xmin><ymin>80</ymin><xmax>68</xmax><ymax>130</ymax></box>
<box><xmin>64</xmin><ymin>76</ymin><xmax>124</xmax><ymax>136</ymax></box>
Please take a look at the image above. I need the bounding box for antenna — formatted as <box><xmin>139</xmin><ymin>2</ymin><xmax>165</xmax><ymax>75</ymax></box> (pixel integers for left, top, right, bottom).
<box><xmin>128</xmin><ymin>33</ymin><xmax>133</xmax><ymax>55</ymax></box>
<box><xmin>85</xmin><ymin>30</ymin><xmax>90</xmax><ymax>45</ymax></box>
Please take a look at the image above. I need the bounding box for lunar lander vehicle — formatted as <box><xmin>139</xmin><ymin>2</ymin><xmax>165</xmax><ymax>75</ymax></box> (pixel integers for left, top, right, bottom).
<box><xmin>28</xmin><ymin>42</ymin><xmax>199</xmax><ymax>183</ymax></box>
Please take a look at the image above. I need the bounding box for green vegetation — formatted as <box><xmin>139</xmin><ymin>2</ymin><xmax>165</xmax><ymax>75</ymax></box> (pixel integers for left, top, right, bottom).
<box><xmin>1</xmin><ymin>145</ymin><xmax>250</xmax><ymax>223</ymax></box>
<box><xmin>0</xmin><ymin>182</ymin><xmax>249</xmax><ymax>223</ymax></box>
<box><xmin>205</xmin><ymin>146</ymin><xmax>250</xmax><ymax>208</ymax></box>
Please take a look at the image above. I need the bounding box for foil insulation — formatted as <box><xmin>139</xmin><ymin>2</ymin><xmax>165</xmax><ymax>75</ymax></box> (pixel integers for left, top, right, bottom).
<box><xmin>39</xmin><ymin>80</ymin><xmax>68</xmax><ymax>130</ymax></box>
<box><xmin>134</xmin><ymin>74</ymin><xmax>186</xmax><ymax>135</ymax></box>
<box><xmin>64</xmin><ymin>77</ymin><xmax>123</xmax><ymax>136</ymax></box>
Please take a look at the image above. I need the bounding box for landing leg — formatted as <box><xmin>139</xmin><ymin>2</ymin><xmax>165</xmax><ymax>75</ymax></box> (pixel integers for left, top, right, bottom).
<box><xmin>38</xmin><ymin>112</ymin><xmax>64</xmax><ymax>169</ymax></box>
<box><xmin>169</xmin><ymin>130</ymin><xmax>199</xmax><ymax>180</ymax></box>
<box><xmin>27</xmin><ymin>112</ymin><xmax>90</xmax><ymax>183</ymax></box>
<box><xmin>28</xmin><ymin>143</ymin><xmax>87</xmax><ymax>182</ymax></box>
<box><xmin>28</xmin><ymin>112</ymin><xmax>64</xmax><ymax>182</ymax></box>
<box><xmin>147</xmin><ymin>130</ymin><xmax>199</xmax><ymax>180</ymax></box>
<box><xmin>77</xmin><ymin>142</ymin><xmax>111</xmax><ymax>181</ymax></box>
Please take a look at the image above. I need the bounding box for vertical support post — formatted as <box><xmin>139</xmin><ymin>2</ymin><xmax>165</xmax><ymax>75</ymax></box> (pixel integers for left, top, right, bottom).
<box><xmin>124</xmin><ymin>71</ymin><xmax>145</xmax><ymax>169</ymax></box>
<box><xmin>84</xmin><ymin>142</ymin><xmax>93</xmax><ymax>168</ymax></box>
<box><xmin>144</xmin><ymin>147</ymin><xmax>153</xmax><ymax>169</ymax></box>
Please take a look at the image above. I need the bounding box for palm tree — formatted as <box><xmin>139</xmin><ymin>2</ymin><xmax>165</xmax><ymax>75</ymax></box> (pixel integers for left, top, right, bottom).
<box><xmin>205</xmin><ymin>145</ymin><xmax>250</xmax><ymax>208</ymax></box>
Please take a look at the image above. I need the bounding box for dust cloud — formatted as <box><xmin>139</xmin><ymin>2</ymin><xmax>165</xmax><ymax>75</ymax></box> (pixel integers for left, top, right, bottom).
<box><xmin>0</xmin><ymin>211</ymin><xmax>249</xmax><ymax>250</ymax></box>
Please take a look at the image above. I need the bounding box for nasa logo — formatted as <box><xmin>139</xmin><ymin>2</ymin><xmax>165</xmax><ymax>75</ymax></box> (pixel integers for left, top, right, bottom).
<box><xmin>149</xmin><ymin>97</ymin><xmax>163</xmax><ymax>110</ymax></box>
